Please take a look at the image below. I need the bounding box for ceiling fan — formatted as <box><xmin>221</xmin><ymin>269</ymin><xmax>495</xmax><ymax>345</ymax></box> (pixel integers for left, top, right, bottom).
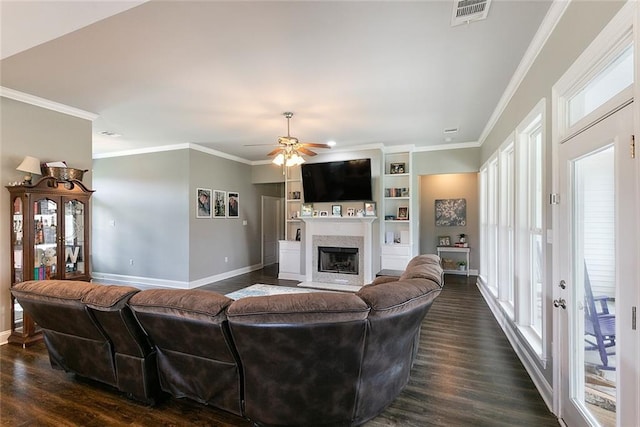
<box><xmin>267</xmin><ymin>112</ymin><xmax>331</xmax><ymax>167</ymax></box>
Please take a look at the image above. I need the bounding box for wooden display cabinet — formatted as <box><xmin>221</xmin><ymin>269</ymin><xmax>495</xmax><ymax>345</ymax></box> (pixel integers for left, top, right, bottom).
<box><xmin>7</xmin><ymin>177</ymin><xmax>94</xmax><ymax>346</ymax></box>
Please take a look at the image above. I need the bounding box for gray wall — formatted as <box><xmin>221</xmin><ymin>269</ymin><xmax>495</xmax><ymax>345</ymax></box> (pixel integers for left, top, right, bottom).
<box><xmin>1</xmin><ymin>97</ymin><xmax>93</xmax><ymax>334</ymax></box>
<box><xmin>92</xmin><ymin>150</ymin><xmax>190</xmax><ymax>282</ymax></box>
<box><xmin>92</xmin><ymin>147</ymin><xmax>282</xmax><ymax>287</ymax></box>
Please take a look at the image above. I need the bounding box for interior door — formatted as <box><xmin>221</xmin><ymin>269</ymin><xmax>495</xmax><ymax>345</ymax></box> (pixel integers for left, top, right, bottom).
<box><xmin>262</xmin><ymin>196</ymin><xmax>281</xmax><ymax>266</ymax></box>
<box><xmin>557</xmin><ymin>103</ymin><xmax>638</xmax><ymax>426</ymax></box>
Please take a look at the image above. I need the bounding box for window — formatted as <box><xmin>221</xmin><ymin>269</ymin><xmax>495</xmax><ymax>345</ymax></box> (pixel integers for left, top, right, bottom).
<box><xmin>568</xmin><ymin>44</ymin><xmax>633</xmax><ymax>127</ymax></box>
<box><xmin>479</xmin><ymin>100</ymin><xmax>546</xmax><ymax>360</ymax></box>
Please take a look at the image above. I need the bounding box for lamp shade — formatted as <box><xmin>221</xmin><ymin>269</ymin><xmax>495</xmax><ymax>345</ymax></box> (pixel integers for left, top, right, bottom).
<box><xmin>16</xmin><ymin>156</ymin><xmax>41</xmax><ymax>175</ymax></box>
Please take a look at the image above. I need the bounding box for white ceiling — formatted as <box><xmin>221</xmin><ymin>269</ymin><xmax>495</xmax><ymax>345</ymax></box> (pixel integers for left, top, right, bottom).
<box><xmin>0</xmin><ymin>0</ymin><xmax>553</xmax><ymax>162</ymax></box>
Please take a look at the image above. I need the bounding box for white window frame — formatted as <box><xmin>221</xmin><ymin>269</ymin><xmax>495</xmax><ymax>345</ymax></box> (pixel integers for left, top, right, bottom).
<box><xmin>498</xmin><ymin>135</ymin><xmax>516</xmax><ymax>318</ymax></box>
<box><xmin>515</xmin><ymin>99</ymin><xmax>546</xmax><ymax>359</ymax></box>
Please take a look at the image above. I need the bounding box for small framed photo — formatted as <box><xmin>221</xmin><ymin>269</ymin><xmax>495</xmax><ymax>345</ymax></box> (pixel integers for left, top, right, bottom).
<box><xmin>319</xmin><ymin>210</ymin><xmax>329</xmax><ymax>217</ymax></box>
<box><xmin>213</xmin><ymin>190</ymin><xmax>226</xmax><ymax>218</ymax></box>
<box><xmin>390</xmin><ymin>162</ymin><xmax>406</xmax><ymax>174</ymax></box>
<box><xmin>397</xmin><ymin>206</ymin><xmax>409</xmax><ymax>220</ymax></box>
<box><xmin>346</xmin><ymin>207</ymin><xmax>356</xmax><ymax>217</ymax></box>
<box><xmin>438</xmin><ymin>235</ymin><xmax>452</xmax><ymax>247</ymax></box>
<box><xmin>227</xmin><ymin>192</ymin><xmax>239</xmax><ymax>218</ymax></box>
<box><xmin>332</xmin><ymin>205</ymin><xmax>342</xmax><ymax>217</ymax></box>
<box><xmin>295</xmin><ymin>228</ymin><xmax>301</xmax><ymax>241</ymax></box>
<box><xmin>301</xmin><ymin>203</ymin><xmax>313</xmax><ymax>217</ymax></box>
<box><xmin>364</xmin><ymin>202</ymin><xmax>376</xmax><ymax>216</ymax></box>
<box><xmin>196</xmin><ymin>188</ymin><xmax>212</xmax><ymax>218</ymax></box>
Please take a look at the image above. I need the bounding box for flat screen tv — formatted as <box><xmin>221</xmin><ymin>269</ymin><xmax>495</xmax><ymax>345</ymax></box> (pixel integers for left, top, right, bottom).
<box><xmin>301</xmin><ymin>158</ymin><xmax>373</xmax><ymax>203</ymax></box>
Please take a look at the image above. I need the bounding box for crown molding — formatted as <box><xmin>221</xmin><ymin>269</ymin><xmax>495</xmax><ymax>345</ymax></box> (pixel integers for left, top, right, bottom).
<box><xmin>0</xmin><ymin>86</ymin><xmax>98</xmax><ymax>121</ymax></box>
<box><xmin>477</xmin><ymin>0</ymin><xmax>571</xmax><ymax>145</ymax></box>
<box><xmin>93</xmin><ymin>142</ymin><xmax>252</xmax><ymax>165</ymax></box>
<box><xmin>413</xmin><ymin>141</ymin><xmax>481</xmax><ymax>152</ymax></box>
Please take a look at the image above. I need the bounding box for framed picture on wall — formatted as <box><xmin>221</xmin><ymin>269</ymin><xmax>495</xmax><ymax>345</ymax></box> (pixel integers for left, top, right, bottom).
<box><xmin>227</xmin><ymin>192</ymin><xmax>239</xmax><ymax>217</ymax></box>
<box><xmin>435</xmin><ymin>198</ymin><xmax>467</xmax><ymax>226</ymax></box>
<box><xmin>196</xmin><ymin>188</ymin><xmax>212</xmax><ymax>218</ymax></box>
<box><xmin>213</xmin><ymin>190</ymin><xmax>226</xmax><ymax>218</ymax></box>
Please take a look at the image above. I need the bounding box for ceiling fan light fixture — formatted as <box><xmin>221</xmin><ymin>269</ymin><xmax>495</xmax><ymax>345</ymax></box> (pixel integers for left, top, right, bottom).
<box><xmin>272</xmin><ymin>153</ymin><xmax>285</xmax><ymax>166</ymax></box>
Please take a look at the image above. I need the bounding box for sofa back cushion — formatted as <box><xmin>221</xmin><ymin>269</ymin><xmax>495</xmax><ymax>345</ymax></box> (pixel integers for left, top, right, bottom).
<box><xmin>129</xmin><ymin>289</ymin><xmax>241</xmax><ymax>415</ymax></box>
<box><xmin>353</xmin><ymin>278</ymin><xmax>442</xmax><ymax>424</ymax></box>
<box><xmin>227</xmin><ymin>292</ymin><xmax>369</xmax><ymax>425</ymax></box>
<box><xmin>11</xmin><ymin>280</ymin><xmax>117</xmax><ymax>386</ymax></box>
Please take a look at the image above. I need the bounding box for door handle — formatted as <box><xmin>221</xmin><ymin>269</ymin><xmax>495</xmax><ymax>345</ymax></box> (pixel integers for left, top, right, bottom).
<box><xmin>553</xmin><ymin>298</ymin><xmax>567</xmax><ymax>309</ymax></box>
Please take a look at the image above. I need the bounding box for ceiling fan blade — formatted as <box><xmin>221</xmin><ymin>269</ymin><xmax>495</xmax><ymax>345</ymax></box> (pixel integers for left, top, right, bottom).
<box><xmin>297</xmin><ymin>147</ymin><xmax>317</xmax><ymax>156</ymax></box>
<box><xmin>267</xmin><ymin>147</ymin><xmax>284</xmax><ymax>156</ymax></box>
<box><xmin>299</xmin><ymin>142</ymin><xmax>331</xmax><ymax>149</ymax></box>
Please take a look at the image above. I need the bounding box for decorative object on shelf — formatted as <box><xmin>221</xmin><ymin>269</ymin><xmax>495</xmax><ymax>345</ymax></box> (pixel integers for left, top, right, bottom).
<box><xmin>16</xmin><ymin>156</ymin><xmax>41</xmax><ymax>184</ymax></box>
<box><xmin>389</xmin><ymin>162</ymin><xmax>406</xmax><ymax>174</ymax></box>
<box><xmin>356</xmin><ymin>208</ymin><xmax>365</xmax><ymax>217</ymax></box>
<box><xmin>438</xmin><ymin>235</ymin><xmax>451</xmax><ymax>247</ymax></box>
<box><xmin>346</xmin><ymin>207</ymin><xmax>355</xmax><ymax>217</ymax></box>
<box><xmin>261</xmin><ymin>112</ymin><xmax>331</xmax><ymax>169</ymax></box>
<box><xmin>301</xmin><ymin>203</ymin><xmax>313</xmax><ymax>217</ymax></box>
<box><xmin>319</xmin><ymin>210</ymin><xmax>329</xmax><ymax>217</ymax></box>
<box><xmin>397</xmin><ymin>206</ymin><xmax>409</xmax><ymax>220</ymax></box>
<box><xmin>364</xmin><ymin>201</ymin><xmax>376</xmax><ymax>216</ymax></box>
<box><xmin>384</xmin><ymin>215</ymin><xmax>396</xmax><ymax>220</ymax></box>
<box><xmin>454</xmin><ymin>233</ymin><xmax>469</xmax><ymax>247</ymax></box>
<box><xmin>435</xmin><ymin>198</ymin><xmax>467</xmax><ymax>226</ymax></box>
<box><xmin>332</xmin><ymin>205</ymin><xmax>342</xmax><ymax>217</ymax></box>
<box><xmin>385</xmin><ymin>187</ymin><xmax>409</xmax><ymax>197</ymax></box>
<box><xmin>313</xmin><ymin>210</ymin><xmax>319</xmax><ymax>217</ymax></box>
<box><xmin>196</xmin><ymin>188</ymin><xmax>212</xmax><ymax>218</ymax></box>
<box><xmin>213</xmin><ymin>190</ymin><xmax>226</xmax><ymax>218</ymax></box>
<box><xmin>41</xmin><ymin>164</ymin><xmax>87</xmax><ymax>182</ymax></box>
<box><xmin>288</xmin><ymin>191</ymin><xmax>301</xmax><ymax>200</ymax></box>
<box><xmin>457</xmin><ymin>261</ymin><xmax>467</xmax><ymax>271</ymax></box>
<box><xmin>227</xmin><ymin>192</ymin><xmax>239</xmax><ymax>217</ymax></box>
<box><xmin>295</xmin><ymin>228</ymin><xmax>301</xmax><ymax>241</ymax></box>
<box><xmin>458</xmin><ymin>233</ymin><xmax>466</xmax><ymax>243</ymax></box>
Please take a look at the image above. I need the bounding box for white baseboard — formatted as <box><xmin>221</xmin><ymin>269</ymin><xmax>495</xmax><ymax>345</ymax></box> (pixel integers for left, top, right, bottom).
<box><xmin>92</xmin><ymin>263</ymin><xmax>264</xmax><ymax>290</ymax></box>
<box><xmin>278</xmin><ymin>272</ymin><xmax>305</xmax><ymax>281</ymax></box>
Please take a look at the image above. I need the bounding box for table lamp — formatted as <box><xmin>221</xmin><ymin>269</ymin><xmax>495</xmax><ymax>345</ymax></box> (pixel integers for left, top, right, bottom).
<box><xmin>16</xmin><ymin>156</ymin><xmax>41</xmax><ymax>184</ymax></box>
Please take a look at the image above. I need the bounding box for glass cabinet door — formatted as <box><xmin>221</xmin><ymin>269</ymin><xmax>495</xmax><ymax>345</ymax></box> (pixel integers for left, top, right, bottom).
<box><xmin>64</xmin><ymin>199</ymin><xmax>86</xmax><ymax>278</ymax></box>
<box><xmin>12</xmin><ymin>197</ymin><xmax>24</xmax><ymax>283</ymax></box>
<box><xmin>33</xmin><ymin>197</ymin><xmax>59</xmax><ymax>280</ymax></box>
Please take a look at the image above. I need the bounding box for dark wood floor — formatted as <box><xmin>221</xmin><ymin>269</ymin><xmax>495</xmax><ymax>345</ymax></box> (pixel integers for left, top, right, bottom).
<box><xmin>1</xmin><ymin>267</ymin><xmax>559</xmax><ymax>426</ymax></box>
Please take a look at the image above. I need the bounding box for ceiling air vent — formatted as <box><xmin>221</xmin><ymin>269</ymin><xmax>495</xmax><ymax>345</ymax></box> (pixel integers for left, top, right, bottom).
<box><xmin>451</xmin><ymin>0</ymin><xmax>491</xmax><ymax>27</ymax></box>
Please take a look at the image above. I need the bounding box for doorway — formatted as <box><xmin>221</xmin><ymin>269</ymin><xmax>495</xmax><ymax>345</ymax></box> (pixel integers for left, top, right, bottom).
<box><xmin>261</xmin><ymin>196</ymin><xmax>282</xmax><ymax>266</ymax></box>
<box><xmin>556</xmin><ymin>103</ymin><xmax>637</xmax><ymax>426</ymax></box>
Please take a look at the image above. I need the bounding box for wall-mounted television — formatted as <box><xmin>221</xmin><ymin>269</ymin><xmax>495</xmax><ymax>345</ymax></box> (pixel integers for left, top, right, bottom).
<box><xmin>301</xmin><ymin>158</ymin><xmax>372</xmax><ymax>203</ymax></box>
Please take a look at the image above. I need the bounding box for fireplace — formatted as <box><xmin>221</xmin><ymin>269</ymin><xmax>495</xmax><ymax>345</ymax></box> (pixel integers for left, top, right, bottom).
<box><xmin>318</xmin><ymin>247</ymin><xmax>359</xmax><ymax>275</ymax></box>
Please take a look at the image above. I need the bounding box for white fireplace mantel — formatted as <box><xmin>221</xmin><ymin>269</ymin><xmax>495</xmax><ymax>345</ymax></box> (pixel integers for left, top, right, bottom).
<box><xmin>300</xmin><ymin>216</ymin><xmax>376</xmax><ymax>285</ymax></box>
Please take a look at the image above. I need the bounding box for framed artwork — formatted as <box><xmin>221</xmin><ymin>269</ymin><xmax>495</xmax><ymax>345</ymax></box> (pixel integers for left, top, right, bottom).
<box><xmin>438</xmin><ymin>235</ymin><xmax>451</xmax><ymax>247</ymax></box>
<box><xmin>213</xmin><ymin>190</ymin><xmax>226</xmax><ymax>218</ymax></box>
<box><xmin>435</xmin><ymin>198</ymin><xmax>467</xmax><ymax>226</ymax></box>
<box><xmin>346</xmin><ymin>207</ymin><xmax>356</xmax><ymax>217</ymax></box>
<box><xmin>319</xmin><ymin>210</ymin><xmax>329</xmax><ymax>217</ymax></box>
<box><xmin>390</xmin><ymin>162</ymin><xmax>406</xmax><ymax>174</ymax></box>
<box><xmin>364</xmin><ymin>201</ymin><xmax>376</xmax><ymax>216</ymax></box>
<box><xmin>196</xmin><ymin>188</ymin><xmax>212</xmax><ymax>218</ymax></box>
<box><xmin>332</xmin><ymin>205</ymin><xmax>342</xmax><ymax>217</ymax></box>
<box><xmin>301</xmin><ymin>203</ymin><xmax>313</xmax><ymax>217</ymax></box>
<box><xmin>227</xmin><ymin>192</ymin><xmax>239</xmax><ymax>217</ymax></box>
<box><xmin>397</xmin><ymin>206</ymin><xmax>409</xmax><ymax>220</ymax></box>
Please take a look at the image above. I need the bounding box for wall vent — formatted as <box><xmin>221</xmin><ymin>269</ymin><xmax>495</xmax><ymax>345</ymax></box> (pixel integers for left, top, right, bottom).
<box><xmin>451</xmin><ymin>0</ymin><xmax>491</xmax><ymax>27</ymax></box>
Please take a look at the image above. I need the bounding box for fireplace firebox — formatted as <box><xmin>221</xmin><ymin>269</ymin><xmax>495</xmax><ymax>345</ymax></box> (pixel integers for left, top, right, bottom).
<box><xmin>317</xmin><ymin>246</ymin><xmax>359</xmax><ymax>275</ymax></box>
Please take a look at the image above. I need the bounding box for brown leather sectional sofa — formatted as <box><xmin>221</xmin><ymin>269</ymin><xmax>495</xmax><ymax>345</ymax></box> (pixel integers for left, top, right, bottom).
<box><xmin>11</xmin><ymin>255</ymin><xmax>443</xmax><ymax>426</ymax></box>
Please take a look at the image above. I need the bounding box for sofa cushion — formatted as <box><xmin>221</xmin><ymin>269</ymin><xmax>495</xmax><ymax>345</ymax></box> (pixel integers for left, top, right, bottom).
<box><xmin>82</xmin><ymin>284</ymin><xmax>140</xmax><ymax>310</ymax></box>
<box><xmin>357</xmin><ymin>278</ymin><xmax>441</xmax><ymax>316</ymax></box>
<box><xmin>12</xmin><ymin>280</ymin><xmax>98</xmax><ymax>302</ymax></box>
<box><xmin>405</xmin><ymin>254</ymin><xmax>441</xmax><ymax>270</ymax></box>
<box><xmin>227</xmin><ymin>292</ymin><xmax>369</xmax><ymax>324</ymax></box>
<box><xmin>129</xmin><ymin>289</ymin><xmax>232</xmax><ymax>322</ymax></box>
<box><xmin>400</xmin><ymin>262</ymin><xmax>443</xmax><ymax>286</ymax></box>
<box><xmin>365</xmin><ymin>275</ymin><xmax>401</xmax><ymax>287</ymax></box>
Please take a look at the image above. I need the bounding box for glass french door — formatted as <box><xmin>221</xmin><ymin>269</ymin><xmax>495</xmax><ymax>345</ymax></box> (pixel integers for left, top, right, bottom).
<box><xmin>557</xmin><ymin>103</ymin><xmax>638</xmax><ymax>426</ymax></box>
